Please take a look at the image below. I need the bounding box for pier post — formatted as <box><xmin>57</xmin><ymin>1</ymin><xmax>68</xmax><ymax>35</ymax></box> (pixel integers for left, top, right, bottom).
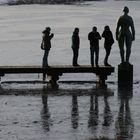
<box><xmin>118</xmin><ymin>63</ymin><xmax>133</xmax><ymax>84</ymax></box>
<box><xmin>47</xmin><ymin>72</ymin><xmax>62</xmax><ymax>88</ymax></box>
<box><xmin>0</xmin><ymin>73</ymin><xmax>5</xmax><ymax>82</ymax></box>
<box><xmin>49</xmin><ymin>74</ymin><xmax>59</xmax><ymax>88</ymax></box>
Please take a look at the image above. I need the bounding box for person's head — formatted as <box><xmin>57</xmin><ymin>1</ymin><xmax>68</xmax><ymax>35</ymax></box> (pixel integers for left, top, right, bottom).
<box><xmin>123</xmin><ymin>6</ymin><xmax>129</xmax><ymax>14</ymax></box>
<box><xmin>74</xmin><ymin>27</ymin><xmax>79</xmax><ymax>34</ymax></box>
<box><xmin>92</xmin><ymin>26</ymin><xmax>97</xmax><ymax>32</ymax></box>
<box><xmin>43</xmin><ymin>27</ymin><xmax>51</xmax><ymax>34</ymax></box>
<box><xmin>104</xmin><ymin>25</ymin><xmax>110</xmax><ymax>31</ymax></box>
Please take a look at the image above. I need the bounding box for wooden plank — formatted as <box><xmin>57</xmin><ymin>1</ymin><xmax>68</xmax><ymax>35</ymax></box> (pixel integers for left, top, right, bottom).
<box><xmin>0</xmin><ymin>65</ymin><xmax>114</xmax><ymax>73</ymax></box>
<box><xmin>0</xmin><ymin>65</ymin><xmax>115</xmax><ymax>86</ymax></box>
<box><xmin>0</xmin><ymin>65</ymin><xmax>114</xmax><ymax>74</ymax></box>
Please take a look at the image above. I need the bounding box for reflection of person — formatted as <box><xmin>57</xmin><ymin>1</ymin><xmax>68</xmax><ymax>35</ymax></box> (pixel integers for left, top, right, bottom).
<box><xmin>88</xmin><ymin>26</ymin><xmax>101</xmax><ymax>67</ymax></box>
<box><xmin>116</xmin><ymin>7</ymin><xmax>135</xmax><ymax>64</ymax></box>
<box><xmin>88</xmin><ymin>95</ymin><xmax>99</xmax><ymax>132</ymax></box>
<box><xmin>71</xmin><ymin>95</ymin><xmax>79</xmax><ymax>129</ymax></box>
<box><xmin>41</xmin><ymin>27</ymin><xmax>54</xmax><ymax>81</ymax></box>
<box><xmin>41</xmin><ymin>91</ymin><xmax>51</xmax><ymax>132</ymax></box>
<box><xmin>102</xmin><ymin>95</ymin><xmax>112</xmax><ymax>127</ymax></box>
<box><xmin>71</xmin><ymin>28</ymin><xmax>80</xmax><ymax>66</ymax></box>
<box><xmin>115</xmin><ymin>85</ymin><xmax>134</xmax><ymax>139</ymax></box>
<box><xmin>102</xmin><ymin>26</ymin><xmax>114</xmax><ymax>66</ymax></box>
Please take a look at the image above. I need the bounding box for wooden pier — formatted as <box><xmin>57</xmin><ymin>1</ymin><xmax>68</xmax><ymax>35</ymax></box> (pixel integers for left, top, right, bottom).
<box><xmin>0</xmin><ymin>65</ymin><xmax>114</xmax><ymax>86</ymax></box>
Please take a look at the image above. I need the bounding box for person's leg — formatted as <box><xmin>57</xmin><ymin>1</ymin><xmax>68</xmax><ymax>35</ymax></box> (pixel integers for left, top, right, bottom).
<box><xmin>95</xmin><ymin>46</ymin><xmax>99</xmax><ymax>67</ymax></box>
<box><xmin>42</xmin><ymin>50</ymin><xmax>49</xmax><ymax>81</ymax></box>
<box><xmin>126</xmin><ymin>34</ymin><xmax>132</xmax><ymax>63</ymax></box>
<box><xmin>43</xmin><ymin>50</ymin><xmax>49</xmax><ymax>67</ymax></box>
<box><xmin>118</xmin><ymin>36</ymin><xmax>125</xmax><ymax>63</ymax></box>
<box><xmin>72</xmin><ymin>49</ymin><xmax>75</xmax><ymax>66</ymax></box>
<box><xmin>104</xmin><ymin>46</ymin><xmax>111</xmax><ymax>66</ymax></box>
<box><xmin>90</xmin><ymin>47</ymin><xmax>94</xmax><ymax>66</ymax></box>
<box><xmin>75</xmin><ymin>49</ymin><xmax>79</xmax><ymax>65</ymax></box>
<box><xmin>73</xmin><ymin>49</ymin><xmax>79</xmax><ymax>66</ymax></box>
<box><xmin>104</xmin><ymin>47</ymin><xmax>108</xmax><ymax>65</ymax></box>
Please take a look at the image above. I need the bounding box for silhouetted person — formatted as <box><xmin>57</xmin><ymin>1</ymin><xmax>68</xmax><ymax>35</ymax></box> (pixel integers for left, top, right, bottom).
<box><xmin>41</xmin><ymin>27</ymin><xmax>54</xmax><ymax>81</ymax></box>
<box><xmin>102</xmin><ymin>26</ymin><xmax>114</xmax><ymax>66</ymax></box>
<box><xmin>71</xmin><ymin>28</ymin><xmax>80</xmax><ymax>66</ymax></box>
<box><xmin>116</xmin><ymin>7</ymin><xmax>135</xmax><ymax>64</ymax></box>
<box><xmin>88</xmin><ymin>26</ymin><xmax>101</xmax><ymax>67</ymax></box>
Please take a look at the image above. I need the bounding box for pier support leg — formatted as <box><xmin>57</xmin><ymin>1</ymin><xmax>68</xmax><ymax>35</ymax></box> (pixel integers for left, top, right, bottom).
<box><xmin>49</xmin><ymin>75</ymin><xmax>59</xmax><ymax>88</ymax></box>
<box><xmin>98</xmin><ymin>74</ymin><xmax>107</xmax><ymax>87</ymax></box>
<box><xmin>0</xmin><ymin>73</ymin><xmax>5</xmax><ymax>83</ymax></box>
<box><xmin>118</xmin><ymin>63</ymin><xmax>133</xmax><ymax>84</ymax></box>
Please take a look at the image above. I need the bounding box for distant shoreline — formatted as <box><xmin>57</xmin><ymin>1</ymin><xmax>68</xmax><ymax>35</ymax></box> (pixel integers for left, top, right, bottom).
<box><xmin>0</xmin><ymin>0</ymin><xmax>116</xmax><ymax>6</ymax></box>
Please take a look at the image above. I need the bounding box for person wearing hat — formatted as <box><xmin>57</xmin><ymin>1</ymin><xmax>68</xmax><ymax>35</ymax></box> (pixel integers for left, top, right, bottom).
<box><xmin>116</xmin><ymin>6</ymin><xmax>135</xmax><ymax>64</ymax></box>
<box><xmin>41</xmin><ymin>27</ymin><xmax>54</xmax><ymax>81</ymax></box>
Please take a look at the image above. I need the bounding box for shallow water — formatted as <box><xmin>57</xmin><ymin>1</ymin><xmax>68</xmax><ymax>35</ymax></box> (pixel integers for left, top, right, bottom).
<box><xmin>0</xmin><ymin>82</ymin><xmax>138</xmax><ymax>140</ymax></box>
<box><xmin>0</xmin><ymin>1</ymin><xmax>140</xmax><ymax>140</ymax></box>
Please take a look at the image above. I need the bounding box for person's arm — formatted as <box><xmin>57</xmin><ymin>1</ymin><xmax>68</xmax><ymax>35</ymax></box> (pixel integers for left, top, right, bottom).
<box><xmin>97</xmin><ymin>32</ymin><xmax>101</xmax><ymax>40</ymax></box>
<box><xmin>88</xmin><ymin>32</ymin><xmax>91</xmax><ymax>40</ymax></box>
<box><xmin>41</xmin><ymin>35</ymin><xmax>45</xmax><ymax>50</ymax></box>
<box><xmin>131</xmin><ymin>18</ymin><xmax>135</xmax><ymax>41</ymax></box>
<box><xmin>116</xmin><ymin>18</ymin><xmax>121</xmax><ymax>41</ymax></box>
<box><xmin>49</xmin><ymin>33</ymin><xmax>54</xmax><ymax>39</ymax></box>
<box><xmin>71</xmin><ymin>34</ymin><xmax>75</xmax><ymax>49</ymax></box>
<box><xmin>102</xmin><ymin>31</ymin><xmax>105</xmax><ymax>38</ymax></box>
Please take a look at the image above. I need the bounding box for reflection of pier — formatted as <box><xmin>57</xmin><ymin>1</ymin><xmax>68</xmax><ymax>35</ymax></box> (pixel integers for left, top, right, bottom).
<box><xmin>0</xmin><ymin>65</ymin><xmax>114</xmax><ymax>86</ymax></box>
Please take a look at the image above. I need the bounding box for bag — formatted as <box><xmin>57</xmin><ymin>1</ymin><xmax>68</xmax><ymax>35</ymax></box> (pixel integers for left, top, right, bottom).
<box><xmin>110</xmin><ymin>38</ymin><xmax>114</xmax><ymax>46</ymax></box>
<box><xmin>41</xmin><ymin>42</ymin><xmax>44</xmax><ymax>50</ymax></box>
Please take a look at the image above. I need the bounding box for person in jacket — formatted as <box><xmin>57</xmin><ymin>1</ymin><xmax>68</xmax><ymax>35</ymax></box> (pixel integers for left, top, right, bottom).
<box><xmin>116</xmin><ymin>6</ymin><xmax>135</xmax><ymax>64</ymax></box>
<box><xmin>102</xmin><ymin>25</ymin><xmax>114</xmax><ymax>66</ymax></box>
<box><xmin>71</xmin><ymin>28</ymin><xmax>80</xmax><ymax>66</ymax></box>
<box><xmin>41</xmin><ymin>27</ymin><xmax>54</xmax><ymax>81</ymax></box>
<box><xmin>88</xmin><ymin>26</ymin><xmax>101</xmax><ymax>67</ymax></box>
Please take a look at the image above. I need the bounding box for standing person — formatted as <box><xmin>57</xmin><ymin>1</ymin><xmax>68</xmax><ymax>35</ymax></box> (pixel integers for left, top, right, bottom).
<box><xmin>102</xmin><ymin>25</ymin><xmax>114</xmax><ymax>66</ymax></box>
<box><xmin>88</xmin><ymin>26</ymin><xmax>101</xmax><ymax>67</ymax></box>
<box><xmin>71</xmin><ymin>28</ymin><xmax>80</xmax><ymax>66</ymax></box>
<box><xmin>41</xmin><ymin>27</ymin><xmax>54</xmax><ymax>81</ymax></box>
<box><xmin>116</xmin><ymin>6</ymin><xmax>135</xmax><ymax>64</ymax></box>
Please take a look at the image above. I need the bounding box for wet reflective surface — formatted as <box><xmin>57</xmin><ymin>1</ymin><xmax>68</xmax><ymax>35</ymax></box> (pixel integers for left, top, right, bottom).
<box><xmin>0</xmin><ymin>82</ymin><xmax>138</xmax><ymax>140</ymax></box>
<box><xmin>115</xmin><ymin>84</ymin><xmax>134</xmax><ymax>140</ymax></box>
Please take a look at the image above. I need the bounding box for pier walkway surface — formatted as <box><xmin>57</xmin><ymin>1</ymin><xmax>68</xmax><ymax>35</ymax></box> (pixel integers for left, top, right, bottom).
<box><xmin>0</xmin><ymin>65</ymin><xmax>114</xmax><ymax>85</ymax></box>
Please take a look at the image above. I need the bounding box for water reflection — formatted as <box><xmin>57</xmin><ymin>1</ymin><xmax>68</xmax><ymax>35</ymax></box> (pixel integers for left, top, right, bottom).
<box><xmin>102</xmin><ymin>94</ymin><xmax>112</xmax><ymax>127</ymax></box>
<box><xmin>88</xmin><ymin>94</ymin><xmax>99</xmax><ymax>133</ymax></box>
<box><xmin>41</xmin><ymin>87</ymin><xmax>51</xmax><ymax>132</ymax></box>
<box><xmin>71</xmin><ymin>95</ymin><xmax>79</xmax><ymax>129</ymax></box>
<box><xmin>88</xmin><ymin>86</ymin><xmax>114</xmax><ymax>135</ymax></box>
<box><xmin>115</xmin><ymin>84</ymin><xmax>134</xmax><ymax>139</ymax></box>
